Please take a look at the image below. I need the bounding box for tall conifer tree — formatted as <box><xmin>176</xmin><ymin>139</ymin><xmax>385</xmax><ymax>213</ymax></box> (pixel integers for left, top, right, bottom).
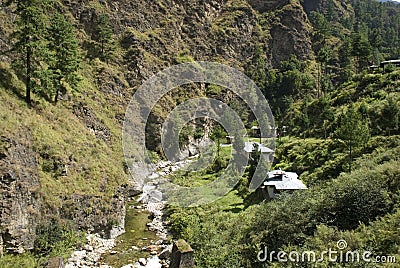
<box><xmin>47</xmin><ymin>13</ymin><xmax>80</xmax><ymax>103</ymax></box>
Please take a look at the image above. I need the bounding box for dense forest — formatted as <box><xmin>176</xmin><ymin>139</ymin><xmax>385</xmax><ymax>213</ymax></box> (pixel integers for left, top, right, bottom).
<box><xmin>167</xmin><ymin>0</ymin><xmax>400</xmax><ymax>267</ymax></box>
<box><xmin>0</xmin><ymin>0</ymin><xmax>399</xmax><ymax>267</ymax></box>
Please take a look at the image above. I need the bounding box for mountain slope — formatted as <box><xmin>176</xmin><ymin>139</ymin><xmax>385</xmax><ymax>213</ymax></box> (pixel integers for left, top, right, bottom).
<box><xmin>0</xmin><ymin>0</ymin><xmax>316</xmax><ymax>256</ymax></box>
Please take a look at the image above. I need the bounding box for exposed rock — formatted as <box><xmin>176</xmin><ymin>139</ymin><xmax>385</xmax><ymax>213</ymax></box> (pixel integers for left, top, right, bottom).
<box><xmin>0</xmin><ymin>131</ymin><xmax>41</xmax><ymax>253</ymax></box>
<box><xmin>65</xmin><ymin>234</ymin><xmax>116</xmax><ymax>268</ymax></box>
<box><xmin>72</xmin><ymin>102</ymin><xmax>112</xmax><ymax>142</ymax></box>
<box><xmin>144</xmin><ymin>245</ymin><xmax>162</xmax><ymax>253</ymax></box>
<box><xmin>269</xmin><ymin>1</ymin><xmax>314</xmax><ymax>66</ymax></box>
<box><xmin>139</xmin><ymin>258</ymin><xmax>147</xmax><ymax>266</ymax></box>
<box><xmin>247</xmin><ymin>0</ymin><xmax>290</xmax><ymax>12</ymax></box>
<box><xmin>47</xmin><ymin>257</ymin><xmax>64</xmax><ymax>268</ymax></box>
<box><xmin>60</xmin><ymin>192</ymin><xmax>125</xmax><ymax>239</ymax></box>
<box><xmin>158</xmin><ymin>245</ymin><xmax>172</xmax><ymax>260</ymax></box>
<box><xmin>301</xmin><ymin>0</ymin><xmax>354</xmax><ymax>19</ymax></box>
<box><xmin>0</xmin><ymin>0</ymin><xmax>322</xmax><ymax>260</ymax></box>
<box><xmin>96</xmin><ymin>66</ymin><xmax>130</xmax><ymax>98</ymax></box>
<box><xmin>169</xmin><ymin>240</ymin><xmax>195</xmax><ymax>268</ymax></box>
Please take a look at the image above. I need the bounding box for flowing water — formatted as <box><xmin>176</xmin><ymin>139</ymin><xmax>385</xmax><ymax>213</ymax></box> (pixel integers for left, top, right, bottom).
<box><xmin>100</xmin><ymin>201</ymin><xmax>158</xmax><ymax>267</ymax></box>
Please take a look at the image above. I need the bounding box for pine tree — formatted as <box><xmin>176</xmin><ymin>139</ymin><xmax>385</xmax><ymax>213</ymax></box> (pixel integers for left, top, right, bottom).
<box><xmin>351</xmin><ymin>33</ymin><xmax>372</xmax><ymax>72</ymax></box>
<box><xmin>335</xmin><ymin>105</ymin><xmax>370</xmax><ymax>172</ymax></box>
<box><xmin>47</xmin><ymin>13</ymin><xmax>80</xmax><ymax>103</ymax></box>
<box><xmin>210</xmin><ymin>125</ymin><xmax>226</xmax><ymax>159</ymax></box>
<box><xmin>11</xmin><ymin>0</ymin><xmax>49</xmax><ymax>105</ymax></box>
<box><xmin>95</xmin><ymin>14</ymin><xmax>114</xmax><ymax>61</ymax></box>
<box><xmin>382</xmin><ymin>96</ymin><xmax>399</xmax><ymax>136</ymax></box>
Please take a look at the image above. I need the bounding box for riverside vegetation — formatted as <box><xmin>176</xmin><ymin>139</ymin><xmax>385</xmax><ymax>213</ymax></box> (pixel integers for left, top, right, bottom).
<box><xmin>0</xmin><ymin>0</ymin><xmax>399</xmax><ymax>267</ymax></box>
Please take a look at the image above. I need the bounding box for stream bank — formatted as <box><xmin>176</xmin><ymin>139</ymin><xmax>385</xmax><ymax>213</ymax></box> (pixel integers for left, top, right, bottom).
<box><xmin>65</xmin><ymin>160</ymin><xmax>192</xmax><ymax>268</ymax></box>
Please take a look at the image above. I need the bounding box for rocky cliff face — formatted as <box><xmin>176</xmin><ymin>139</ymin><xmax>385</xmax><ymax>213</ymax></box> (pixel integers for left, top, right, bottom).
<box><xmin>70</xmin><ymin>0</ymin><xmax>314</xmax><ymax>80</ymax></box>
<box><xmin>301</xmin><ymin>0</ymin><xmax>353</xmax><ymax>18</ymax></box>
<box><xmin>269</xmin><ymin>1</ymin><xmax>314</xmax><ymax>66</ymax></box>
<box><xmin>0</xmin><ymin>130</ymin><xmax>41</xmax><ymax>253</ymax></box>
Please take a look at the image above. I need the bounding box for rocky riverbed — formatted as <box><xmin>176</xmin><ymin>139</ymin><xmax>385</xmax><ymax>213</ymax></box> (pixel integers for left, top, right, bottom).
<box><xmin>65</xmin><ymin>159</ymin><xmax>192</xmax><ymax>268</ymax></box>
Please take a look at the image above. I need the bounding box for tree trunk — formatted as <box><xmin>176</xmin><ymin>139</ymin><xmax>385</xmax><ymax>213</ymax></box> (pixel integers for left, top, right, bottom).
<box><xmin>101</xmin><ymin>40</ymin><xmax>104</xmax><ymax>59</ymax></box>
<box><xmin>217</xmin><ymin>139</ymin><xmax>220</xmax><ymax>159</ymax></box>
<box><xmin>54</xmin><ymin>77</ymin><xmax>62</xmax><ymax>103</ymax></box>
<box><xmin>317</xmin><ymin>62</ymin><xmax>321</xmax><ymax>98</ymax></box>
<box><xmin>349</xmin><ymin>145</ymin><xmax>352</xmax><ymax>172</ymax></box>
<box><xmin>26</xmin><ymin>44</ymin><xmax>32</xmax><ymax>106</ymax></box>
<box><xmin>54</xmin><ymin>88</ymin><xmax>59</xmax><ymax>103</ymax></box>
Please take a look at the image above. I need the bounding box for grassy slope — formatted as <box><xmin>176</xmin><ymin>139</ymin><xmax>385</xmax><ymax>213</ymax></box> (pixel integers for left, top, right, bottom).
<box><xmin>0</xmin><ymin>60</ymin><xmax>127</xmax><ymax>210</ymax></box>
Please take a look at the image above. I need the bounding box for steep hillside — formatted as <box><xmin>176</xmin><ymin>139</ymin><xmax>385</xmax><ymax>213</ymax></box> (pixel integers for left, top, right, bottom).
<box><xmin>0</xmin><ymin>0</ymin><xmax>316</xmax><ymax>258</ymax></box>
<box><xmin>1</xmin><ymin>0</ymin><xmax>399</xmax><ymax>266</ymax></box>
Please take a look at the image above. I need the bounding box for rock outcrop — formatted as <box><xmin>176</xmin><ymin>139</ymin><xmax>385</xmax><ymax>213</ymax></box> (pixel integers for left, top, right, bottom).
<box><xmin>169</xmin><ymin>240</ymin><xmax>194</xmax><ymax>268</ymax></box>
<box><xmin>0</xmin><ymin>131</ymin><xmax>41</xmax><ymax>253</ymax></box>
<box><xmin>0</xmin><ymin>129</ymin><xmax>126</xmax><ymax>253</ymax></box>
<box><xmin>60</xmin><ymin>192</ymin><xmax>126</xmax><ymax>239</ymax></box>
<box><xmin>73</xmin><ymin>103</ymin><xmax>112</xmax><ymax>143</ymax></box>
<box><xmin>247</xmin><ymin>0</ymin><xmax>290</xmax><ymax>12</ymax></box>
<box><xmin>301</xmin><ymin>0</ymin><xmax>354</xmax><ymax>19</ymax></box>
<box><xmin>269</xmin><ymin>1</ymin><xmax>314</xmax><ymax>66</ymax></box>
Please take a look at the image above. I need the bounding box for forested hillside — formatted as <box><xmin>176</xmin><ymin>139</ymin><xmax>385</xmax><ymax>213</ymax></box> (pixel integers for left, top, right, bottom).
<box><xmin>0</xmin><ymin>0</ymin><xmax>399</xmax><ymax>267</ymax></box>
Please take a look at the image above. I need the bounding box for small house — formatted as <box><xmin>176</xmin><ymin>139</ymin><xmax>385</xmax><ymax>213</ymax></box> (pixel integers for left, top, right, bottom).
<box><xmin>380</xmin><ymin>59</ymin><xmax>400</xmax><ymax>71</ymax></box>
<box><xmin>244</xmin><ymin>142</ymin><xmax>274</xmax><ymax>162</ymax></box>
<box><xmin>258</xmin><ymin>169</ymin><xmax>307</xmax><ymax>200</ymax></box>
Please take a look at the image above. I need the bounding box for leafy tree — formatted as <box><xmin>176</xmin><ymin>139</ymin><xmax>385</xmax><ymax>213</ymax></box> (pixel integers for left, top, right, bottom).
<box><xmin>11</xmin><ymin>0</ymin><xmax>49</xmax><ymax>105</ymax></box>
<box><xmin>334</xmin><ymin>105</ymin><xmax>370</xmax><ymax>171</ymax></box>
<box><xmin>370</xmin><ymin>28</ymin><xmax>384</xmax><ymax>50</ymax></box>
<box><xmin>310</xmin><ymin>11</ymin><xmax>331</xmax><ymax>39</ymax></box>
<box><xmin>247</xmin><ymin>46</ymin><xmax>267</xmax><ymax>90</ymax></box>
<box><xmin>210</xmin><ymin>124</ymin><xmax>226</xmax><ymax>159</ymax></box>
<box><xmin>338</xmin><ymin>37</ymin><xmax>353</xmax><ymax>82</ymax></box>
<box><xmin>351</xmin><ymin>33</ymin><xmax>372</xmax><ymax>72</ymax></box>
<box><xmin>47</xmin><ymin>13</ymin><xmax>80</xmax><ymax>103</ymax></box>
<box><xmin>316</xmin><ymin>45</ymin><xmax>332</xmax><ymax>96</ymax></box>
<box><xmin>95</xmin><ymin>14</ymin><xmax>114</xmax><ymax>61</ymax></box>
<box><xmin>381</xmin><ymin>95</ymin><xmax>399</xmax><ymax>136</ymax></box>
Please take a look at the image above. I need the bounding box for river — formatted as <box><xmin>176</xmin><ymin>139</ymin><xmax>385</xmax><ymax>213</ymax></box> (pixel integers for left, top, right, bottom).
<box><xmin>65</xmin><ymin>160</ymin><xmax>191</xmax><ymax>268</ymax></box>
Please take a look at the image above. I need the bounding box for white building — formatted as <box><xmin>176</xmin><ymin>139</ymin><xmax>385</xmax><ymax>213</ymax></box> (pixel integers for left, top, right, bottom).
<box><xmin>244</xmin><ymin>141</ymin><xmax>274</xmax><ymax>162</ymax></box>
<box><xmin>259</xmin><ymin>169</ymin><xmax>307</xmax><ymax>200</ymax></box>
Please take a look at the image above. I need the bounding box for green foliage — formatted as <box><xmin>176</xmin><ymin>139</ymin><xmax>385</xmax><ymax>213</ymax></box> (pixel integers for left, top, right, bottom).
<box><xmin>351</xmin><ymin>33</ymin><xmax>372</xmax><ymax>72</ymax></box>
<box><xmin>10</xmin><ymin>0</ymin><xmax>50</xmax><ymax>105</ymax></box>
<box><xmin>94</xmin><ymin>14</ymin><xmax>115</xmax><ymax>61</ymax></box>
<box><xmin>210</xmin><ymin>124</ymin><xmax>226</xmax><ymax>160</ymax></box>
<box><xmin>8</xmin><ymin>1</ymin><xmax>81</xmax><ymax>104</ymax></box>
<box><xmin>47</xmin><ymin>12</ymin><xmax>81</xmax><ymax>103</ymax></box>
<box><xmin>381</xmin><ymin>94</ymin><xmax>400</xmax><ymax>135</ymax></box>
<box><xmin>0</xmin><ymin>253</ymin><xmax>38</xmax><ymax>268</ymax></box>
<box><xmin>264</xmin><ymin>56</ymin><xmax>315</xmax><ymax>118</ymax></box>
<box><xmin>310</xmin><ymin>11</ymin><xmax>331</xmax><ymax>38</ymax></box>
<box><xmin>167</xmin><ymin>199</ymin><xmax>253</xmax><ymax>268</ymax></box>
<box><xmin>1</xmin><ymin>0</ymin><xmax>400</xmax><ymax>266</ymax></box>
<box><xmin>33</xmin><ymin>221</ymin><xmax>84</xmax><ymax>257</ymax></box>
<box><xmin>167</xmin><ymin>136</ymin><xmax>400</xmax><ymax>267</ymax></box>
<box><xmin>335</xmin><ymin>105</ymin><xmax>370</xmax><ymax>171</ymax></box>
<box><xmin>174</xmin><ymin>50</ymin><xmax>195</xmax><ymax>63</ymax></box>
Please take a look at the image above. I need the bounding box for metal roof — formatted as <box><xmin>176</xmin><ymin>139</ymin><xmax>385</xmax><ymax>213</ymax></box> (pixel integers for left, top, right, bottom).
<box><xmin>263</xmin><ymin>170</ymin><xmax>307</xmax><ymax>190</ymax></box>
<box><xmin>380</xmin><ymin>59</ymin><xmax>400</xmax><ymax>66</ymax></box>
<box><xmin>244</xmin><ymin>142</ymin><xmax>274</xmax><ymax>153</ymax></box>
